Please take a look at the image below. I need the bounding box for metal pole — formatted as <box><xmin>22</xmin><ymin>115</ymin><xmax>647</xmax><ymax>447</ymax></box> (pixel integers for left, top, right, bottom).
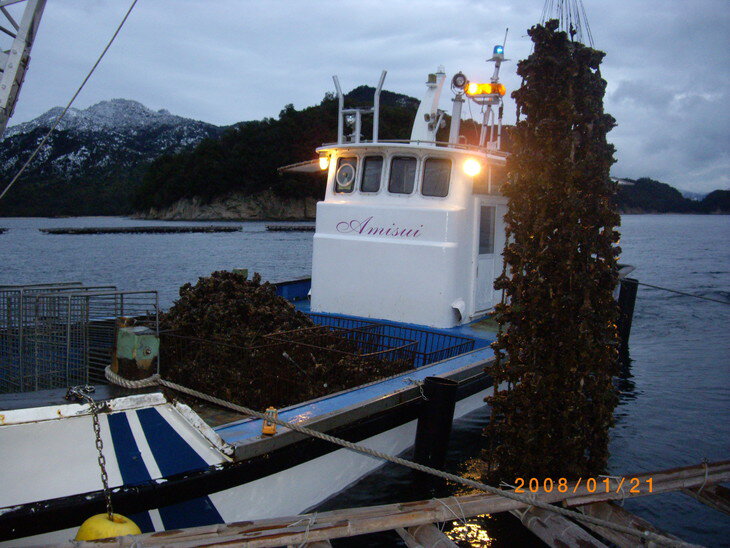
<box><xmin>0</xmin><ymin>0</ymin><xmax>46</xmax><ymax>136</ymax></box>
<box><xmin>354</xmin><ymin>110</ymin><xmax>361</xmax><ymax>143</ymax></box>
<box><xmin>413</xmin><ymin>376</ymin><xmax>458</xmax><ymax>470</ymax></box>
<box><xmin>332</xmin><ymin>75</ymin><xmax>344</xmax><ymax>144</ymax></box>
<box><xmin>618</xmin><ymin>277</ymin><xmax>638</xmax><ymax>362</ymax></box>
<box><xmin>373</xmin><ymin>70</ymin><xmax>387</xmax><ymax>143</ymax></box>
<box><xmin>65</xmin><ymin>295</ymin><xmax>71</xmax><ymax>386</ymax></box>
<box><xmin>448</xmin><ymin>94</ymin><xmax>464</xmax><ymax>144</ymax></box>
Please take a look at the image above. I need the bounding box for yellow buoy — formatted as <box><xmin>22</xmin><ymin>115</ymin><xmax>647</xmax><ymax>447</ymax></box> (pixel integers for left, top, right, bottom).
<box><xmin>75</xmin><ymin>513</ymin><xmax>141</xmax><ymax>541</ymax></box>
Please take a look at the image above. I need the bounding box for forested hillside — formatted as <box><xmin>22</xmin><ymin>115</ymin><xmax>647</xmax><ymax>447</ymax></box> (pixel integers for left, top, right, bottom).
<box><xmin>617</xmin><ymin>178</ymin><xmax>729</xmax><ymax>213</ymax></box>
<box><xmin>2</xmin><ymin>93</ymin><xmax>726</xmax><ymax>217</ymax></box>
<box><xmin>132</xmin><ymin>88</ymin><xmax>421</xmax><ymax>212</ymax></box>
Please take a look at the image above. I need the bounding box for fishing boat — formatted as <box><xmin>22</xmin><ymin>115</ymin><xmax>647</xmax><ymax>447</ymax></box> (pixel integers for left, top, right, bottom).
<box><xmin>0</xmin><ymin>44</ymin><xmax>637</xmax><ymax>543</ymax></box>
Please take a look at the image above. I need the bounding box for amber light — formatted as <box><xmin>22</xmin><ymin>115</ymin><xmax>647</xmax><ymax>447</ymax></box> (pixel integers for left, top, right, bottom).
<box><xmin>465</xmin><ymin>82</ymin><xmax>506</xmax><ymax>96</ymax></box>
<box><xmin>319</xmin><ymin>155</ymin><xmax>330</xmax><ymax>170</ymax></box>
<box><xmin>463</xmin><ymin>158</ymin><xmax>482</xmax><ymax>177</ymax></box>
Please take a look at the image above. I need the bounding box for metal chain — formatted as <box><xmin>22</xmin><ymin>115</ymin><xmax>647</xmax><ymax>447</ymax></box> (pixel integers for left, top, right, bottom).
<box><xmin>66</xmin><ymin>385</ymin><xmax>114</xmax><ymax>520</ymax></box>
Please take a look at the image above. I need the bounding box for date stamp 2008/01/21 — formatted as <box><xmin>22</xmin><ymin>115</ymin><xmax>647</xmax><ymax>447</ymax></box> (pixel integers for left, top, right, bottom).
<box><xmin>514</xmin><ymin>477</ymin><xmax>654</xmax><ymax>495</ymax></box>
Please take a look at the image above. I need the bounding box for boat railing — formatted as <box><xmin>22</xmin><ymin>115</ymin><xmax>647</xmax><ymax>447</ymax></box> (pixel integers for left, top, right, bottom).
<box><xmin>307</xmin><ymin>313</ymin><xmax>476</xmax><ymax>368</ymax></box>
<box><xmin>321</xmin><ymin>139</ymin><xmax>509</xmax><ymax>156</ymax></box>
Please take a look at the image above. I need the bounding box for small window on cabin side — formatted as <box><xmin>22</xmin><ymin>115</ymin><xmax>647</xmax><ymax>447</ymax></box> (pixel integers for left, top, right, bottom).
<box><xmin>388</xmin><ymin>156</ymin><xmax>417</xmax><ymax>194</ymax></box>
<box><xmin>421</xmin><ymin>158</ymin><xmax>451</xmax><ymax>197</ymax></box>
<box><xmin>334</xmin><ymin>157</ymin><xmax>357</xmax><ymax>193</ymax></box>
<box><xmin>361</xmin><ymin>156</ymin><xmax>383</xmax><ymax>193</ymax></box>
<box><xmin>478</xmin><ymin>205</ymin><xmax>495</xmax><ymax>254</ymax></box>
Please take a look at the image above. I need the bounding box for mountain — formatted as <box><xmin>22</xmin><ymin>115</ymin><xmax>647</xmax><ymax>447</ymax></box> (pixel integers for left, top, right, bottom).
<box><xmin>617</xmin><ymin>178</ymin><xmax>729</xmax><ymax>213</ymax></box>
<box><xmin>0</xmin><ymin>99</ymin><xmax>221</xmax><ymax>216</ymax></box>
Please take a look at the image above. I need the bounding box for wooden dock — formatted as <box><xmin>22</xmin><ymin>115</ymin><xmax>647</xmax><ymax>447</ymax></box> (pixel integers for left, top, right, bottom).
<box><xmin>266</xmin><ymin>224</ymin><xmax>315</xmax><ymax>232</ymax></box>
<box><xmin>39</xmin><ymin>226</ymin><xmax>242</xmax><ymax>235</ymax></box>
<box><xmin>67</xmin><ymin>460</ymin><xmax>730</xmax><ymax>547</ymax></box>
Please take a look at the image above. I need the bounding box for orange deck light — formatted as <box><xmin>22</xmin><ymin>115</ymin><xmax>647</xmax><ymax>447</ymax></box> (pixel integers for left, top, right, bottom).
<box><xmin>465</xmin><ymin>82</ymin><xmax>506</xmax><ymax>97</ymax></box>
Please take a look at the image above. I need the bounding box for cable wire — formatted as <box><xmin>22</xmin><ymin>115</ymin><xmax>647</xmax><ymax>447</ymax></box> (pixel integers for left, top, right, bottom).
<box><xmin>636</xmin><ymin>281</ymin><xmax>730</xmax><ymax>305</ymax></box>
<box><xmin>0</xmin><ymin>0</ymin><xmax>140</xmax><ymax>202</ymax></box>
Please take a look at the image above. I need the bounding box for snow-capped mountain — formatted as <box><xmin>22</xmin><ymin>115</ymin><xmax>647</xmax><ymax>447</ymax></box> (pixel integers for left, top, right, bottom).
<box><xmin>3</xmin><ymin>98</ymin><xmax>219</xmax><ymax>147</ymax></box>
<box><xmin>0</xmin><ymin>99</ymin><xmax>222</xmax><ymax>216</ymax></box>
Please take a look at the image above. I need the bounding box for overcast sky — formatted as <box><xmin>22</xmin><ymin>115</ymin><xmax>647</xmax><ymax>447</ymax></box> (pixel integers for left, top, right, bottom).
<box><xmin>5</xmin><ymin>0</ymin><xmax>729</xmax><ymax>192</ymax></box>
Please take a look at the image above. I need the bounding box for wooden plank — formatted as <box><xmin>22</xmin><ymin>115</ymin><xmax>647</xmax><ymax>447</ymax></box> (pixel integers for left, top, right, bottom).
<box><xmin>395</xmin><ymin>527</ymin><xmax>424</xmax><ymax>548</ymax></box>
<box><xmin>64</xmin><ymin>461</ymin><xmax>730</xmax><ymax>547</ymax></box>
<box><xmin>407</xmin><ymin>524</ymin><xmax>458</xmax><ymax>547</ymax></box>
<box><xmin>682</xmin><ymin>484</ymin><xmax>730</xmax><ymax>516</ymax></box>
<box><xmin>511</xmin><ymin>506</ymin><xmax>608</xmax><ymax>548</ymax></box>
<box><xmin>577</xmin><ymin>501</ymin><xmax>681</xmax><ymax>547</ymax></box>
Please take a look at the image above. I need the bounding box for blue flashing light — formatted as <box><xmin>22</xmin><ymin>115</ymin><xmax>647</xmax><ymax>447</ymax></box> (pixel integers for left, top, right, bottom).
<box><xmin>494</xmin><ymin>45</ymin><xmax>504</xmax><ymax>55</ymax></box>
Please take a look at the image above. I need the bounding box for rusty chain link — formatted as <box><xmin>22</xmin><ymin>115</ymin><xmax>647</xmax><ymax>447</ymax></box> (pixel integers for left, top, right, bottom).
<box><xmin>65</xmin><ymin>385</ymin><xmax>114</xmax><ymax>520</ymax></box>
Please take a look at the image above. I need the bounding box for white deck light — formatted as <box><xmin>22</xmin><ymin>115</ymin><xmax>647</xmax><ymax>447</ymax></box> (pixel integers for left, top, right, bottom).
<box><xmin>319</xmin><ymin>154</ymin><xmax>330</xmax><ymax>171</ymax></box>
<box><xmin>463</xmin><ymin>158</ymin><xmax>482</xmax><ymax>177</ymax></box>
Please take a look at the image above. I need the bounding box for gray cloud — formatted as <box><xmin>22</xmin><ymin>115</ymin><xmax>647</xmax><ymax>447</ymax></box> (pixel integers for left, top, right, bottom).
<box><xmin>4</xmin><ymin>0</ymin><xmax>728</xmax><ymax>192</ymax></box>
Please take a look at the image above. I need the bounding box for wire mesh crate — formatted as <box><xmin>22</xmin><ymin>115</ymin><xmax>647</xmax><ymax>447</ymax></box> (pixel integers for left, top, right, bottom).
<box><xmin>0</xmin><ymin>285</ymin><xmax>158</xmax><ymax>393</ymax></box>
<box><xmin>1</xmin><ymin>283</ymin><xmax>87</xmax><ymax>392</ymax></box>
<box><xmin>264</xmin><ymin>325</ymin><xmax>418</xmax><ymax>366</ymax></box>
<box><xmin>307</xmin><ymin>313</ymin><xmax>476</xmax><ymax>367</ymax></box>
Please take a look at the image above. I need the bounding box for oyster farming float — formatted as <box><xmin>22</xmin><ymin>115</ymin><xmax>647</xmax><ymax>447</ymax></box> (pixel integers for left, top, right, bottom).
<box><xmin>0</xmin><ymin>45</ymin><xmax>636</xmax><ymax>544</ymax></box>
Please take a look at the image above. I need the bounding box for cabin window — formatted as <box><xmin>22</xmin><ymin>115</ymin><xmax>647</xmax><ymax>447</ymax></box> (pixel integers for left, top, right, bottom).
<box><xmin>421</xmin><ymin>158</ymin><xmax>451</xmax><ymax>197</ymax></box>
<box><xmin>361</xmin><ymin>156</ymin><xmax>383</xmax><ymax>193</ymax></box>
<box><xmin>478</xmin><ymin>205</ymin><xmax>495</xmax><ymax>254</ymax></box>
<box><xmin>473</xmin><ymin>165</ymin><xmax>506</xmax><ymax>195</ymax></box>
<box><xmin>334</xmin><ymin>157</ymin><xmax>357</xmax><ymax>193</ymax></box>
<box><xmin>388</xmin><ymin>156</ymin><xmax>417</xmax><ymax>194</ymax></box>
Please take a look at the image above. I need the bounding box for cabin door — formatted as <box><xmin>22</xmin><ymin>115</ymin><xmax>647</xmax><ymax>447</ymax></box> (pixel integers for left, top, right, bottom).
<box><xmin>475</xmin><ymin>204</ymin><xmax>496</xmax><ymax>311</ymax></box>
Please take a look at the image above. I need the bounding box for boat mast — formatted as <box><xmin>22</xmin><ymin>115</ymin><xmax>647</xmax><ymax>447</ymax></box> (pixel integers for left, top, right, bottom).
<box><xmin>0</xmin><ymin>0</ymin><xmax>46</xmax><ymax>137</ymax></box>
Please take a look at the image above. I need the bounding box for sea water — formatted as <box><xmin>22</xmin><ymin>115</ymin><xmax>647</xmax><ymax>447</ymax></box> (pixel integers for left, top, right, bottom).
<box><xmin>0</xmin><ymin>214</ymin><xmax>728</xmax><ymax>546</ymax></box>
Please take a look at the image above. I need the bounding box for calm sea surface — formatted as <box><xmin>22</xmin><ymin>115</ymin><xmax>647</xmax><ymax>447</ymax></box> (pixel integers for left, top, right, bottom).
<box><xmin>1</xmin><ymin>215</ymin><xmax>728</xmax><ymax>546</ymax></box>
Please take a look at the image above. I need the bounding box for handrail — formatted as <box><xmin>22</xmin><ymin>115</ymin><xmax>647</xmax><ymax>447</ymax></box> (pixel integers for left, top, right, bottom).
<box><xmin>319</xmin><ymin>139</ymin><xmax>509</xmax><ymax>156</ymax></box>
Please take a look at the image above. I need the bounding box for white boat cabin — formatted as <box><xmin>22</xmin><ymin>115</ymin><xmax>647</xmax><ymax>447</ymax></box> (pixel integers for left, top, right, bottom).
<box><xmin>309</xmin><ymin>54</ymin><xmax>510</xmax><ymax>328</ymax></box>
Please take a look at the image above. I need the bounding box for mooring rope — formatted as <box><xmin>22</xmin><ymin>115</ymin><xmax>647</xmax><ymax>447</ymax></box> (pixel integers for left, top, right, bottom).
<box><xmin>635</xmin><ymin>281</ymin><xmax>730</xmax><ymax>305</ymax></box>
<box><xmin>104</xmin><ymin>366</ymin><xmax>700</xmax><ymax>548</ymax></box>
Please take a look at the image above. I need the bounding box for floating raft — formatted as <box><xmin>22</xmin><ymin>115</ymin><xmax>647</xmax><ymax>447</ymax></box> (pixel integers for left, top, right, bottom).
<box><xmin>67</xmin><ymin>460</ymin><xmax>730</xmax><ymax>547</ymax></box>
<box><xmin>39</xmin><ymin>226</ymin><xmax>242</xmax><ymax>235</ymax></box>
<box><xmin>266</xmin><ymin>224</ymin><xmax>315</xmax><ymax>232</ymax></box>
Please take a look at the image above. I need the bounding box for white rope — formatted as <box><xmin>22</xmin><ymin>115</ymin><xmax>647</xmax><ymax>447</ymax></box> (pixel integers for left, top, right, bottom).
<box><xmin>0</xmin><ymin>0</ymin><xmax>139</xmax><ymax>201</ymax></box>
<box><xmin>104</xmin><ymin>367</ymin><xmax>700</xmax><ymax>548</ymax></box>
<box><xmin>698</xmin><ymin>459</ymin><xmax>710</xmax><ymax>495</ymax></box>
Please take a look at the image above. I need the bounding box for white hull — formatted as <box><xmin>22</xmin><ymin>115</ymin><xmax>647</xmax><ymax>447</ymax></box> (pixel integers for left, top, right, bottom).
<box><xmin>10</xmin><ymin>386</ymin><xmax>493</xmax><ymax>545</ymax></box>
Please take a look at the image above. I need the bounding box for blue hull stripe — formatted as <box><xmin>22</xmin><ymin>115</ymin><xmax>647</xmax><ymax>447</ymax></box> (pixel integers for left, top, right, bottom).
<box><xmin>106</xmin><ymin>412</ymin><xmax>155</xmax><ymax>533</ymax></box>
<box><xmin>136</xmin><ymin>407</ymin><xmax>223</xmax><ymax>528</ymax></box>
